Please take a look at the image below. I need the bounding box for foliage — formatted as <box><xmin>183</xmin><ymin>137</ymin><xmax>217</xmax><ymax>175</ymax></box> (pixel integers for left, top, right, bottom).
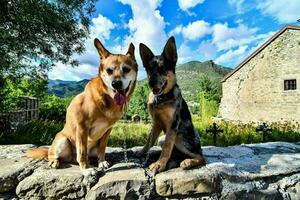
<box><xmin>40</xmin><ymin>95</ymin><xmax>73</xmax><ymax>121</ymax></box>
<box><xmin>199</xmin><ymin>75</ymin><xmax>221</xmax><ymax>102</ymax></box>
<box><xmin>199</xmin><ymin>91</ymin><xmax>219</xmax><ymax>122</ymax></box>
<box><xmin>0</xmin><ymin>120</ymin><xmax>64</xmax><ymax>146</ymax></box>
<box><xmin>1</xmin><ymin>78</ymin><xmax>47</xmax><ymax>112</ymax></box>
<box><xmin>176</xmin><ymin>60</ymin><xmax>230</xmax><ymax>105</ymax></box>
<box><xmin>1</xmin><ymin>118</ymin><xmax>299</xmax><ymax>147</ymax></box>
<box><xmin>0</xmin><ymin>120</ymin><xmax>151</xmax><ymax>148</ymax></box>
<box><xmin>198</xmin><ymin>75</ymin><xmax>220</xmax><ymax>122</ymax></box>
<box><xmin>124</xmin><ymin>82</ymin><xmax>150</xmax><ymax>122</ymax></box>
<box><xmin>195</xmin><ymin>118</ymin><xmax>300</xmax><ymax>147</ymax></box>
<box><xmin>0</xmin><ymin>0</ymin><xmax>96</xmax><ymax>110</ymax></box>
<box><xmin>109</xmin><ymin>122</ymin><xmax>151</xmax><ymax>148</ymax></box>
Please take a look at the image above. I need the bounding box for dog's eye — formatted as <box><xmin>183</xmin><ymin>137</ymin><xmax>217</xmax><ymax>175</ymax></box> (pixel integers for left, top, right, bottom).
<box><xmin>106</xmin><ymin>68</ymin><xmax>113</xmax><ymax>75</ymax></box>
<box><xmin>123</xmin><ymin>67</ymin><xmax>131</xmax><ymax>73</ymax></box>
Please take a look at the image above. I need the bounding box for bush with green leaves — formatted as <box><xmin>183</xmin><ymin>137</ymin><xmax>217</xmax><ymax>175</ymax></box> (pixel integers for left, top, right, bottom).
<box><xmin>1</xmin><ymin>118</ymin><xmax>299</xmax><ymax>147</ymax></box>
<box><xmin>0</xmin><ymin>120</ymin><xmax>151</xmax><ymax>148</ymax></box>
<box><xmin>1</xmin><ymin>78</ymin><xmax>47</xmax><ymax>112</ymax></box>
<box><xmin>0</xmin><ymin>120</ymin><xmax>64</xmax><ymax>145</ymax></box>
<box><xmin>40</xmin><ymin>95</ymin><xmax>73</xmax><ymax>121</ymax></box>
<box><xmin>123</xmin><ymin>82</ymin><xmax>150</xmax><ymax>122</ymax></box>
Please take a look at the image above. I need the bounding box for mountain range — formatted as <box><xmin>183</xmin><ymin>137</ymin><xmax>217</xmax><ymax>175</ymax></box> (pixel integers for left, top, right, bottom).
<box><xmin>48</xmin><ymin>60</ymin><xmax>232</xmax><ymax>103</ymax></box>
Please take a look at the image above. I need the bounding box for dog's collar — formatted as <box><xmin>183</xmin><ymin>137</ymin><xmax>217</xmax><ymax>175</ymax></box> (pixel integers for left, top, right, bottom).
<box><xmin>154</xmin><ymin>84</ymin><xmax>177</xmax><ymax>106</ymax></box>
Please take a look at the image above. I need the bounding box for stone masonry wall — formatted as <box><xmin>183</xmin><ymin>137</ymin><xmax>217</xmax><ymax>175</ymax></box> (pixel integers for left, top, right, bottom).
<box><xmin>219</xmin><ymin>28</ymin><xmax>300</xmax><ymax>123</ymax></box>
<box><xmin>1</xmin><ymin>142</ymin><xmax>300</xmax><ymax>199</ymax></box>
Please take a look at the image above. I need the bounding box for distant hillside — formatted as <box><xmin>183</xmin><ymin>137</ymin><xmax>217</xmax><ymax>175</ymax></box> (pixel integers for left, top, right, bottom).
<box><xmin>48</xmin><ymin>79</ymin><xmax>89</xmax><ymax>97</ymax></box>
<box><xmin>48</xmin><ymin>60</ymin><xmax>232</xmax><ymax>100</ymax></box>
<box><xmin>176</xmin><ymin>60</ymin><xmax>231</xmax><ymax>103</ymax></box>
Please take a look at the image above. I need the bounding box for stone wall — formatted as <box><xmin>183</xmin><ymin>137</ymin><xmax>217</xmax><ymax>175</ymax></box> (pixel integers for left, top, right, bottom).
<box><xmin>219</xmin><ymin>28</ymin><xmax>300</xmax><ymax>123</ymax></box>
<box><xmin>1</xmin><ymin>142</ymin><xmax>300</xmax><ymax>199</ymax></box>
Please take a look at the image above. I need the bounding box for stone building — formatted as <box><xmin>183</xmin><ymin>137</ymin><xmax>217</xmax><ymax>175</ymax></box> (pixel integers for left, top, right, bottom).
<box><xmin>219</xmin><ymin>25</ymin><xmax>300</xmax><ymax>123</ymax></box>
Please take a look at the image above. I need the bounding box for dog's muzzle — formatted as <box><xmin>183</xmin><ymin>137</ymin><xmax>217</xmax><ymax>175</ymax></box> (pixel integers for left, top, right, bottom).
<box><xmin>113</xmin><ymin>81</ymin><xmax>131</xmax><ymax>105</ymax></box>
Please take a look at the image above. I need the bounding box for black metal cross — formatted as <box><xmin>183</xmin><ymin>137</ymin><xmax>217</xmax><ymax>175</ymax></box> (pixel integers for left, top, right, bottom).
<box><xmin>206</xmin><ymin>122</ymin><xmax>223</xmax><ymax>146</ymax></box>
<box><xmin>256</xmin><ymin>122</ymin><xmax>272</xmax><ymax>142</ymax></box>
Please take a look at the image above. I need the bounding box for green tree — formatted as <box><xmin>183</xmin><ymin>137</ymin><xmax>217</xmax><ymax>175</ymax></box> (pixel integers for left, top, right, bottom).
<box><xmin>40</xmin><ymin>95</ymin><xmax>73</xmax><ymax>121</ymax></box>
<box><xmin>199</xmin><ymin>75</ymin><xmax>222</xmax><ymax>102</ymax></box>
<box><xmin>199</xmin><ymin>91</ymin><xmax>218</xmax><ymax>123</ymax></box>
<box><xmin>125</xmin><ymin>82</ymin><xmax>150</xmax><ymax>122</ymax></box>
<box><xmin>2</xmin><ymin>78</ymin><xmax>48</xmax><ymax>111</ymax></box>
<box><xmin>0</xmin><ymin>0</ymin><xmax>96</xmax><ymax>111</ymax></box>
<box><xmin>199</xmin><ymin>75</ymin><xmax>221</xmax><ymax>122</ymax></box>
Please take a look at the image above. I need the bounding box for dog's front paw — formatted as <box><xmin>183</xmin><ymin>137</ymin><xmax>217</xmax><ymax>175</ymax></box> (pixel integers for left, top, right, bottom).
<box><xmin>48</xmin><ymin>159</ymin><xmax>60</xmax><ymax>168</ymax></box>
<box><xmin>98</xmin><ymin>161</ymin><xmax>110</xmax><ymax>170</ymax></box>
<box><xmin>180</xmin><ymin>159</ymin><xmax>193</xmax><ymax>169</ymax></box>
<box><xmin>149</xmin><ymin>160</ymin><xmax>166</xmax><ymax>174</ymax></box>
<box><xmin>79</xmin><ymin>162</ymin><xmax>89</xmax><ymax>170</ymax></box>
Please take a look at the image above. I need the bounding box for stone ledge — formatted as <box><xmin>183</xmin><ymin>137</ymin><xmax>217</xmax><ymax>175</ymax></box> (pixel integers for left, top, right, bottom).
<box><xmin>0</xmin><ymin>142</ymin><xmax>299</xmax><ymax>199</ymax></box>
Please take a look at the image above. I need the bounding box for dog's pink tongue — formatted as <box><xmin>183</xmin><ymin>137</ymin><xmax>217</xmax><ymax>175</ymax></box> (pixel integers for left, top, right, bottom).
<box><xmin>114</xmin><ymin>92</ymin><xmax>126</xmax><ymax>105</ymax></box>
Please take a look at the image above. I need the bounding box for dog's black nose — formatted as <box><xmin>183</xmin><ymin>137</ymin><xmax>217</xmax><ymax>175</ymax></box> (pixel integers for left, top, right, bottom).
<box><xmin>112</xmin><ymin>80</ymin><xmax>123</xmax><ymax>90</ymax></box>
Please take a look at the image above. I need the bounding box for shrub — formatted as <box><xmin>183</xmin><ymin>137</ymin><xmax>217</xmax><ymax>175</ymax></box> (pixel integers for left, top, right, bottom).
<box><xmin>0</xmin><ymin>120</ymin><xmax>64</xmax><ymax>145</ymax></box>
<box><xmin>0</xmin><ymin>120</ymin><xmax>151</xmax><ymax>148</ymax></box>
<box><xmin>40</xmin><ymin>95</ymin><xmax>73</xmax><ymax>121</ymax></box>
<box><xmin>1</xmin><ymin>118</ymin><xmax>299</xmax><ymax>148</ymax></box>
<box><xmin>109</xmin><ymin>122</ymin><xmax>151</xmax><ymax>147</ymax></box>
<box><xmin>195</xmin><ymin>119</ymin><xmax>300</xmax><ymax>146</ymax></box>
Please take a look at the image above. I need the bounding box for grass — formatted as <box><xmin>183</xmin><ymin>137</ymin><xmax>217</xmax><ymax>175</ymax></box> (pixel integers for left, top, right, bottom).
<box><xmin>0</xmin><ymin>120</ymin><xmax>64</xmax><ymax>146</ymax></box>
<box><xmin>0</xmin><ymin>120</ymin><xmax>151</xmax><ymax>148</ymax></box>
<box><xmin>1</xmin><ymin>118</ymin><xmax>300</xmax><ymax>147</ymax></box>
<box><xmin>109</xmin><ymin>122</ymin><xmax>151</xmax><ymax>147</ymax></box>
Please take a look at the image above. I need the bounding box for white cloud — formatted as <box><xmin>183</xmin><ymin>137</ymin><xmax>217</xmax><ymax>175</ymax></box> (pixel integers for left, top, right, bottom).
<box><xmin>117</xmin><ymin>0</ymin><xmax>167</xmax><ymax>54</ymax></box>
<box><xmin>177</xmin><ymin>42</ymin><xmax>199</xmax><ymax>63</ymax></box>
<box><xmin>212</xmin><ymin>23</ymin><xmax>258</xmax><ymax>51</ymax></box>
<box><xmin>215</xmin><ymin>45</ymin><xmax>248</xmax><ymax>65</ymax></box>
<box><xmin>182</xmin><ymin>20</ymin><xmax>211</xmax><ymax>40</ymax></box>
<box><xmin>81</xmin><ymin>14</ymin><xmax>116</xmax><ymax>66</ymax></box>
<box><xmin>214</xmin><ymin>30</ymin><xmax>275</xmax><ymax>66</ymax></box>
<box><xmin>170</xmin><ymin>20</ymin><xmax>211</xmax><ymax>40</ymax></box>
<box><xmin>169</xmin><ymin>25</ymin><xmax>183</xmax><ymax>36</ymax></box>
<box><xmin>178</xmin><ymin>0</ymin><xmax>205</xmax><ymax>11</ymax></box>
<box><xmin>198</xmin><ymin>40</ymin><xmax>218</xmax><ymax>60</ymax></box>
<box><xmin>49</xmin><ymin>14</ymin><xmax>116</xmax><ymax>81</ymax></box>
<box><xmin>48</xmin><ymin>62</ymin><xmax>98</xmax><ymax>81</ymax></box>
<box><xmin>228</xmin><ymin>0</ymin><xmax>245</xmax><ymax>14</ymax></box>
<box><xmin>257</xmin><ymin>0</ymin><xmax>300</xmax><ymax>23</ymax></box>
<box><xmin>114</xmin><ymin>0</ymin><xmax>168</xmax><ymax>80</ymax></box>
<box><xmin>90</xmin><ymin>15</ymin><xmax>116</xmax><ymax>40</ymax></box>
<box><xmin>169</xmin><ymin>21</ymin><xmax>275</xmax><ymax>67</ymax></box>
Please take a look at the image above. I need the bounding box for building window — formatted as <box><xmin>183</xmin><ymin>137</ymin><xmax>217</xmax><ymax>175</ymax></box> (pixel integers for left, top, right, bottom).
<box><xmin>284</xmin><ymin>79</ymin><xmax>297</xmax><ymax>90</ymax></box>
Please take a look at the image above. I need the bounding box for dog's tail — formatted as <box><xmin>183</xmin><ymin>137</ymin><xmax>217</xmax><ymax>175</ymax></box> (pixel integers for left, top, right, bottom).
<box><xmin>26</xmin><ymin>148</ymin><xmax>48</xmax><ymax>159</ymax></box>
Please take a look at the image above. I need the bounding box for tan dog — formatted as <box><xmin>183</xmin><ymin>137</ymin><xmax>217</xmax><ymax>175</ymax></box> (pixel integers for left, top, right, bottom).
<box><xmin>27</xmin><ymin>39</ymin><xmax>138</xmax><ymax>170</ymax></box>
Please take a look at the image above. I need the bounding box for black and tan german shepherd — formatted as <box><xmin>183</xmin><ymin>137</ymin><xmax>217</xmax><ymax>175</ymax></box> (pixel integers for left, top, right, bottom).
<box><xmin>138</xmin><ymin>36</ymin><xmax>206</xmax><ymax>174</ymax></box>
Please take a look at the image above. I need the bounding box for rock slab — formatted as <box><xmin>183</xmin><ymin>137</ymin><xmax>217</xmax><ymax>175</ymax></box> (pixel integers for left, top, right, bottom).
<box><xmin>0</xmin><ymin>142</ymin><xmax>299</xmax><ymax>199</ymax></box>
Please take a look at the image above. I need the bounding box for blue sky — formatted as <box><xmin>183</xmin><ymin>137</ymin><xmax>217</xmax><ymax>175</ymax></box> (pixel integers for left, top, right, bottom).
<box><xmin>49</xmin><ymin>0</ymin><xmax>300</xmax><ymax>81</ymax></box>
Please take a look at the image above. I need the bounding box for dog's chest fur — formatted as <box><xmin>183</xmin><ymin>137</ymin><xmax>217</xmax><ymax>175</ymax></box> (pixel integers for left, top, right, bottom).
<box><xmin>148</xmin><ymin>87</ymin><xmax>180</xmax><ymax>131</ymax></box>
<box><xmin>89</xmin><ymin>119</ymin><xmax>110</xmax><ymax>140</ymax></box>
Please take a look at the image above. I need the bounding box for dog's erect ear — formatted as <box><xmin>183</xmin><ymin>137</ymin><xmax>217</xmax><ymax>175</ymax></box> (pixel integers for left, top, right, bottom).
<box><xmin>139</xmin><ymin>43</ymin><xmax>154</xmax><ymax>69</ymax></box>
<box><xmin>94</xmin><ymin>38</ymin><xmax>111</xmax><ymax>59</ymax></box>
<box><xmin>162</xmin><ymin>36</ymin><xmax>178</xmax><ymax>63</ymax></box>
<box><xmin>126</xmin><ymin>43</ymin><xmax>135</xmax><ymax>60</ymax></box>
